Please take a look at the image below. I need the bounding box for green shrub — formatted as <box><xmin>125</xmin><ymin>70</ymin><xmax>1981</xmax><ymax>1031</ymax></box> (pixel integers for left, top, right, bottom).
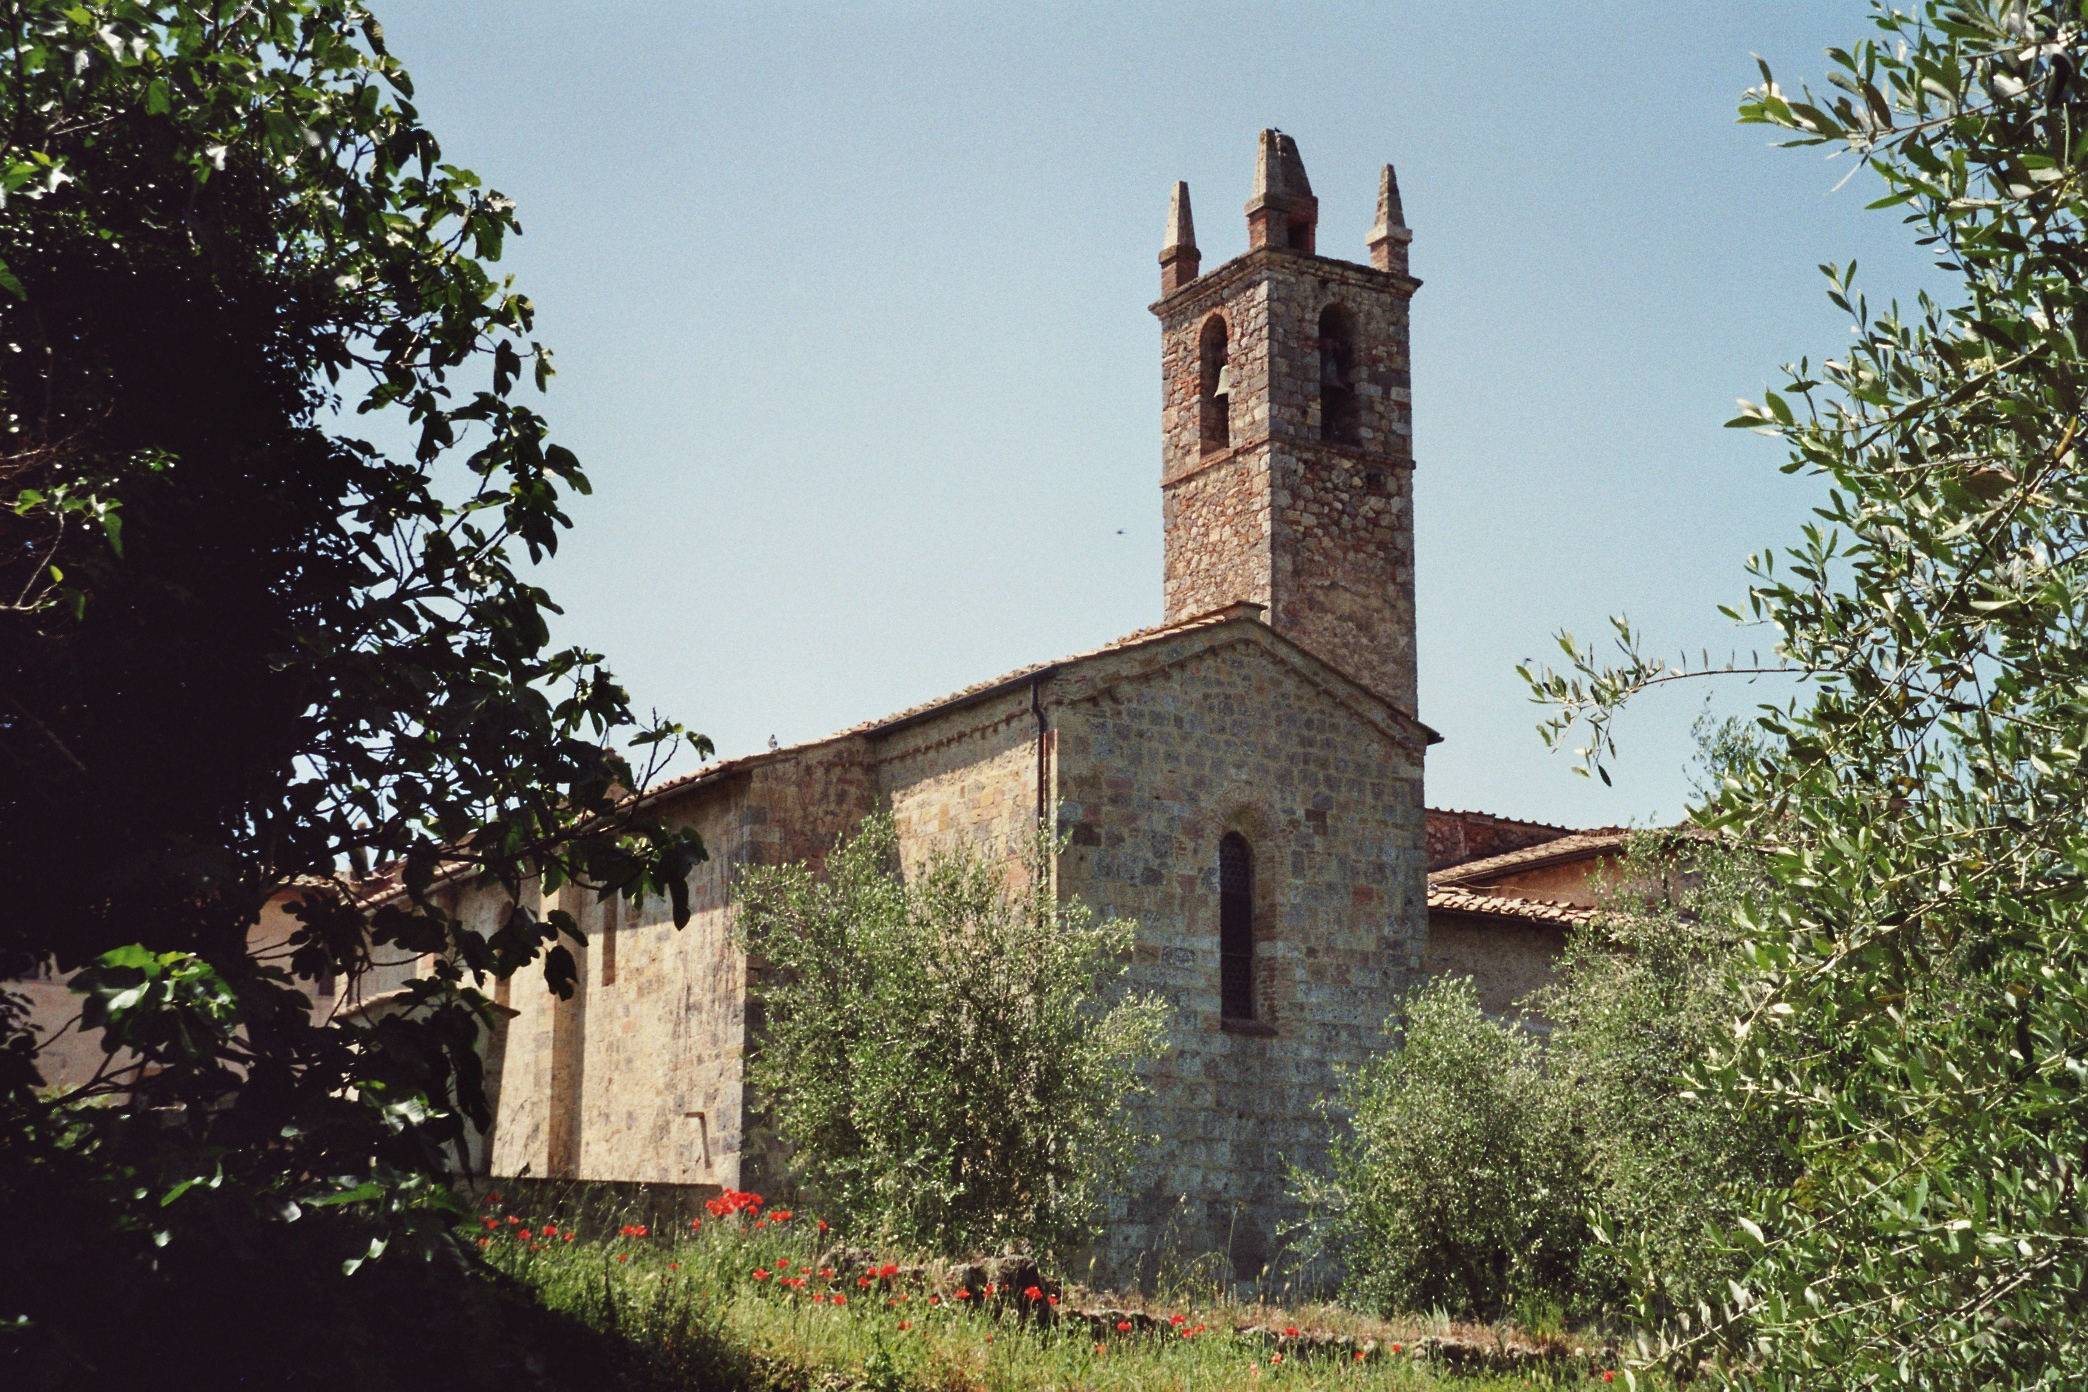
<box><xmin>1532</xmin><ymin>827</ymin><xmax>1793</xmax><ymax>1323</ymax></box>
<box><xmin>735</xmin><ymin>816</ymin><xmax>1169</xmax><ymax>1260</ymax></box>
<box><xmin>1297</xmin><ymin>976</ymin><xmax>1583</xmax><ymax>1320</ymax></box>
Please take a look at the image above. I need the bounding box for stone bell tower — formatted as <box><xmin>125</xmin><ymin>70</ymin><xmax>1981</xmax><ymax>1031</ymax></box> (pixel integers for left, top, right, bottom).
<box><xmin>1153</xmin><ymin>131</ymin><xmax>1419</xmax><ymax>715</ymax></box>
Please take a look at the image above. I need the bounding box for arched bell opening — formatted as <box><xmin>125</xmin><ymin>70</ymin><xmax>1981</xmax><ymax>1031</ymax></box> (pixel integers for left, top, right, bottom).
<box><xmin>1318</xmin><ymin>304</ymin><xmax>1358</xmax><ymax>445</ymax></box>
<box><xmin>1199</xmin><ymin>315</ymin><xmax>1231</xmax><ymax>452</ymax></box>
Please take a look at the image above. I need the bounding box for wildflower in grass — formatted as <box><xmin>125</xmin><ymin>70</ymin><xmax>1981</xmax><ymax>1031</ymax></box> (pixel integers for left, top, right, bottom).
<box><xmin>899</xmin><ymin>1320</ymin><xmax>912</xmax><ymax>1331</ymax></box>
<box><xmin>953</xmin><ymin>1289</ymin><xmax>970</xmax><ymax>1300</ymax></box>
<box><xmin>487</xmin><ymin>1192</ymin><xmax>503</xmax><ymax>1205</ymax></box>
<box><xmin>776</xmin><ymin>1259</ymin><xmax>791</xmax><ymax>1270</ymax></box>
<box><xmin>1284</xmin><ymin>1326</ymin><xmax>1298</xmax><ymax>1337</ymax></box>
<box><xmin>1602</xmin><ymin>1375</ymin><xmax>1614</xmax><ymax>1385</ymax></box>
<box><xmin>690</xmin><ymin>1217</ymin><xmax>702</xmax><ymax>1231</ymax></box>
<box><xmin>1170</xmin><ymin>1314</ymin><xmax>1186</xmax><ymax>1326</ymax></box>
<box><xmin>880</xmin><ymin>1263</ymin><xmax>898</xmax><ymax>1277</ymax></box>
<box><xmin>1095</xmin><ymin>1345</ymin><xmax>1106</xmax><ymax>1355</ymax></box>
<box><xmin>1025</xmin><ymin>1285</ymin><xmax>1043</xmax><ymax>1300</ymax></box>
<box><xmin>1355</xmin><ymin>1351</ymin><xmax>1366</xmax><ymax>1361</ymax></box>
<box><xmin>754</xmin><ymin>1219</ymin><xmax>766</xmax><ymax>1228</ymax></box>
<box><xmin>1047</xmin><ymin>1295</ymin><xmax>1059</xmax><ymax>1306</ymax></box>
<box><xmin>815</xmin><ymin>1294</ymin><xmax>827</xmax><ymax>1304</ymax></box>
<box><xmin>753</xmin><ymin>1268</ymin><xmax>771</xmax><ymax>1280</ymax></box>
<box><xmin>1390</xmin><ymin>1343</ymin><xmax>1402</xmax><ymax>1353</ymax></box>
<box><xmin>616</xmin><ymin>1253</ymin><xmax>629</xmax><ymax>1263</ymax></box>
<box><xmin>1272</xmin><ymin>1353</ymin><xmax>1284</xmax><ymax>1365</ymax></box>
<box><xmin>506</xmin><ymin>1215</ymin><xmax>521</xmax><ymax>1225</ymax></box>
<box><xmin>669</xmin><ymin>1263</ymin><xmax>680</xmax><ymax>1271</ymax></box>
<box><xmin>984</xmin><ymin>1283</ymin><xmax>996</xmax><ymax>1295</ymax></box>
<box><xmin>833</xmin><ymin>1294</ymin><xmax>848</xmax><ymax>1306</ymax></box>
<box><xmin>475</xmin><ymin>1237</ymin><xmax>489</xmax><ymax>1248</ymax></box>
<box><xmin>481</xmin><ymin>1217</ymin><xmax>497</xmax><ymax>1230</ymax></box>
<box><xmin>928</xmin><ymin>1295</ymin><xmax>940</xmax><ymax>1305</ymax></box>
<box><xmin>818</xmin><ymin>1219</ymin><xmax>827</xmax><ymax>1232</ymax></box>
<box><xmin>563</xmin><ymin>1232</ymin><xmax>575</xmax><ymax>1242</ymax></box>
<box><xmin>1116</xmin><ymin>1321</ymin><xmax>1131</xmax><ymax>1332</ymax></box>
<box><xmin>772</xmin><ymin>1209</ymin><xmax>793</xmax><ymax>1222</ymax></box>
<box><xmin>516</xmin><ymin>1229</ymin><xmax>532</xmax><ymax>1240</ymax></box>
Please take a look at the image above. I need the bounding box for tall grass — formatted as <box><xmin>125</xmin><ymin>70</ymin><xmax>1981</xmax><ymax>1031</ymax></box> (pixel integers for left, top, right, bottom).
<box><xmin>471</xmin><ymin>1193</ymin><xmax>1633</xmax><ymax>1392</ymax></box>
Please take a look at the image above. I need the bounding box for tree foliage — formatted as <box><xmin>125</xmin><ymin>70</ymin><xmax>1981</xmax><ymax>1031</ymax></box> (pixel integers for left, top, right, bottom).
<box><xmin>1294</xmin><ymin>974</ymin><xmax>1584</xmax><ymax>1321</ymax></box>
<box><xmin>735</xmin><ymin>816</ymin><xmax>1170</xmax><ymax>1261</ymax></box>
<box><xmin>0</xmin><ymin>2</ymin><xmax>705</xmax><ymax>1377</ymax></box>
<box><xmin>1533</xmin><ymin>4</ymin><xmax>2088</xmax><ymax>1384</ymax></box>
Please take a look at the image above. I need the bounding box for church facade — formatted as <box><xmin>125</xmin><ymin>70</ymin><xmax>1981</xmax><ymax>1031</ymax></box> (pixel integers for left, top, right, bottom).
<box><xmin>444</xmin><ymin>132</ymin><xmax>1437</xmax><ymax>1280</ymax></box>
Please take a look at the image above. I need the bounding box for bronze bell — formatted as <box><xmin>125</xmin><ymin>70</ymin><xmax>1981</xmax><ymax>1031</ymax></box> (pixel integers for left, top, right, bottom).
<box><xmin>1213</xmin><ymin>362</ymin><xmax>1234</xmax><ymax>397</ymax></box>
<box><xmin>1319</xmin><ymin>338</ymin><xmax>1346</xmax><ymax>387</ymax></box>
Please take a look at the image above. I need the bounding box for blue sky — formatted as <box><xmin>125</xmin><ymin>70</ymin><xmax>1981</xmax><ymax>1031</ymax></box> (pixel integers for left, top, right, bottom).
<box><xmin>375</xmin><ymin>1</ymin><xmax>1933</xmax><ymax>828</ymax></box>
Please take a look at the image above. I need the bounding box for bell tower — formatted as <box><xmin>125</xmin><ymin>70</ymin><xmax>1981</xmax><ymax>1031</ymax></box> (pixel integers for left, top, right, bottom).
<box><xmin>1153</xmin><ymin>132</ymin><xmax>1419</xmax><ymax>715</ymax></box>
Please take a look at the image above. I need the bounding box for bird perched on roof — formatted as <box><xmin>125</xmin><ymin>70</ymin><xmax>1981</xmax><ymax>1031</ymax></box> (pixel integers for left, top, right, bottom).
<box><xmin>768</xmin><ymin>734</ymin><xmax>779</xmax><ymax>751</ymax></box>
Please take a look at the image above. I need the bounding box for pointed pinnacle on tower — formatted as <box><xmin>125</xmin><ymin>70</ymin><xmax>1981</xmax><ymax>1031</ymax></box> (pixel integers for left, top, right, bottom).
<box><xmin>1245</xmin><ymin>129</ymin><xmax>1317</xmax><ymax>254</ymax></box>
<box><xmin>1366</xmin><ymin>163</ymin><xmax>1413</xmax><ymax>275</ymax></box>
<box><xmin>1159</xmin><ymin>180</ymin><xmax>1200</xmax><ymax>295</ymax></box>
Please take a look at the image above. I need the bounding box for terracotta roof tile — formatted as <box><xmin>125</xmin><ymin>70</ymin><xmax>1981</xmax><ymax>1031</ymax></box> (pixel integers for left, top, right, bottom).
<box><xmin>1427</xmin><ymin>828</ymin><xmax>1633</xmax><ymax>886</ymax></box>
<box><xmin>1426</xmin><ymin>884</ymin><xmax>1596</xmax><ymax>926</ymax></box>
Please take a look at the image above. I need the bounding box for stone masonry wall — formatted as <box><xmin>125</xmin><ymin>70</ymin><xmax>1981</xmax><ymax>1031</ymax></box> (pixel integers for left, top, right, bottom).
<box><xmin>1048</xmin><ymin>623</ymin><xmax>1427</xmax><ymax>1286</ymax></box>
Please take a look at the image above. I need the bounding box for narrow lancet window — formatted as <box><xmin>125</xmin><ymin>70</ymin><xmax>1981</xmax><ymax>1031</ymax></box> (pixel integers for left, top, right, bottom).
<box><xmin>1219</xmin><ymin>832</ymin><xmax>1254</xmax><ymax>1019</ymax></box>
<box><xmin>1318</xmin><ymin>305</ymin><xmax>1357</xmax><ymax>444</ymax></box>
<box><xmin>1200</xmin><ymin>315</ymin><xmax>1231</xmax><ymax>451</ymax></box>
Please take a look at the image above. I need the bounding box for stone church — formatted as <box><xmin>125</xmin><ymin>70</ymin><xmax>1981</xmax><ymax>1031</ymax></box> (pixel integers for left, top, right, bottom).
<box><xmin>378</xmin><ymin>132</ymin><xmax>1602</xmax><ymax>1280</ymax></box>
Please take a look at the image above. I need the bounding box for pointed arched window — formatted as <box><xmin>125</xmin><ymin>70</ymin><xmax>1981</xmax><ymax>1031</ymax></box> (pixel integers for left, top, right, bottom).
<box><xmin>1219</xmin><ymin>832</ymin><xmax>1254</xmax><ymax>1019</ymax></box>
<box><xmin>1200</xmin><ymin>315</ymin><xmax>1231</xmax><ymax>451</ymax></box>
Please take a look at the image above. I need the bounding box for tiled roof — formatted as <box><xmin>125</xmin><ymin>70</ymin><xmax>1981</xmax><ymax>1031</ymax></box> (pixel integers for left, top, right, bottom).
<box><xmin>1426</xmin><ymin>884</ymin><xmax>1596</xmax><ymax>926</ymax></box>
<box><xmin>1427</xmin><ymin>828</ymin><xmax>1633</xmax><ymax>887</ymax></box>
<box><xmin>1424</xmin><ymin>808</ymin><xmax>1578</xmax><ymax>834</ymax></box>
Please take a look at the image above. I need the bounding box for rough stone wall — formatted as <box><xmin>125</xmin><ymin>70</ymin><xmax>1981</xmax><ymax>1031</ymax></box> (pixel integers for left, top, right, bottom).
<box><xmin>477</xmin><ymin>741</ymin><xmax>877</xmax><ymax>1194</ymax></box>
<box><xmin>1155</xmin><ymin>250</ymin><xmax>1419</xmax><ymax>715</ymax></box>
<box><xmin>876</xmin><ymin>687</ymin><xmax>1046</xmax><ymax>875</ymax></box>
<box><xmin>1049</xmin><ymin>624</ymin><xmax>1427</xmax><ymax>1286</ymax></box>
<box><xmin>1423</xmin><ymin>912</ymin><xmax>1566</xmax><ymax>1019</ymax></box>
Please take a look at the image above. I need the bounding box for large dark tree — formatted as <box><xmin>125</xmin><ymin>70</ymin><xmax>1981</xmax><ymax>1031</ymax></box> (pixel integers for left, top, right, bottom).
<box><xmin>0</xmin><ymin>3</ymin><xmax>705</xmax><ymax>1380</ymax></box>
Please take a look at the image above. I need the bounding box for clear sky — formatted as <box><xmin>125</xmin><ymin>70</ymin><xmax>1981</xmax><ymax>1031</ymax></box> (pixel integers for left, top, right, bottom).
<box><xmin>373</xmin><ymin>1</ymin><xmax>1933</xmax><ymax>829</ymax></box>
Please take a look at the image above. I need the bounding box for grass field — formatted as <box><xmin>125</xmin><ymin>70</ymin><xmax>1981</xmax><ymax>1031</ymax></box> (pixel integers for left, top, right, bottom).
<box><xmin>474</xmin><ymin>1194</ymin><xmax>1634</xmax><ymax>1392</ymax></box>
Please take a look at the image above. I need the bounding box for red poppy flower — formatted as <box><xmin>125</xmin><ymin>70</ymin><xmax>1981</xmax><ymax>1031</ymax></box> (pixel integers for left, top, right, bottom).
<box><xmin>516</xmin><ymin>1229</ymin><xmax>532</xmax><ymax>1239</ymax></box>
<box><xmin>1603</xmin><ymin>1375</ymin><xmax>1615</xmax><ymax>1385</ymax></box>
<box><xmin>1047</xmin><ymin>1295</ymin><xmax>1060</xmax><ymax>1306</ymax></box>
<box><xmin>668</xmin><ymin>1263</ymin><xmax>680</xmax><ymax>1271</ymax></box>
<box><xmin>1271</xmin><ymin>1354</ymin><xmax>1283</xmax><ymax>1365</ymax></box>
<box><xmin>1116</xmin><ymin>1321</ymin><xmax>1131</xmax><ymax>1333</ymax></box>
<box><xmin>1170</xmin><ymin>1314</ymin><xmax>1186</xmax><ymax>1326</ymax></box>
<box><xmin>899</xmin><ymin>1320</ymin><xmax>912</xmax><ymax>1331</ymax></box>
<box><xmin>776</xmin><ymin>1259</ymin><xmax>791</xmax><ymax>1270</ymax></box>
<box><xmin>506</xmin><ymin>1215</ymin><xmax>521</xmax><ymax>1225</ymax></box>
<box><xmin>833</xmin><ymin>1295</ymin><xmax>848</xmax><ymax>1306</ymax></box>
<box><xmin>817</xmin><ymin>1219</ymin><xmax>828</xmax><ymax>1232</ymax></box>
<box><xmin>984</xmin><ymin>1284</ymin><xmax>996</xmax><ymax>1296</ymax></box>
<box><xmin>481</xmin><ymin>1217</ymin><xmax>497</xmax><ymax>1230</ymax></box>
<box><xmin>954</xmin><ymin>1289</ymin><xmax>970</xmax><ymax>1300</ymax></box>
<box><xmin>487</xmin><ymin>1192</ymin><xmax>503</xmax><ymax>1204</ymax></box>
<box><xmin>753</xmin><ymin>1269</ymin><xmax>771</xmax><ymax>1280</ymax></box>
<box><xmin>929</xmin><ymin>1295</ymin><xmax>940</xmax><ymax>1305</ymax></box>
<box><xmin>814</xmin><ymin>1294</ymin><xmax>827</xmax><ymax>1304</ymax></box>
<box><xmin>1284</xmin><ymin>1326</ymin><xmax>1298</xmax><ymax>1337</ymax></box>
<box><xmin>615</xmin><ymin>1253</ymin><xmax>629</xmax><ymax>1263</ymax></box>
<box><xmin>819</xmin><ymin>1268</ymin><xmax>833</xmax><ymax>1278</ymax></box>
<box><xmin>858</xmin><ymin>1277</ymin><xmax>872</xmax><ymax>1288</ymax></box>
<box><xmin>1354</xmin><ymin>1351</ymin><xmax>1365</xmax><ymax>1361</ymax></box>
<box><xmin>563</xmin><ymin>1232</ymin><xmax>575</xmax><ymax>1242</ymax></box>
<box><xmin>879</xmin><ymin>1263</ymin><xmax>898</xmax><ymax>1278</ymax></box>
<box><xmin>754</xmin><ymin>1219</ymin><xmax>766</xmax><ymax>1228</ymax></box>
<box><xmin>1390</xmin><ymin>1343</ymin><xmax>1402</xmax><ymax>1353</ymax></box>
<box><xmin>475</xmin><ymin>1237</ymin><xmax>490</xmax><ymax>1248</ymax></box>
<box><xmin>1024</xmin><ymin>1285</ymin><xmax>1043</xmax><ymax>1300</ymax></box>
<box><xmin>1095</xmin><ymin>1344</ymin><xmax>1106</xmax><ymax>1355</ymax></box>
